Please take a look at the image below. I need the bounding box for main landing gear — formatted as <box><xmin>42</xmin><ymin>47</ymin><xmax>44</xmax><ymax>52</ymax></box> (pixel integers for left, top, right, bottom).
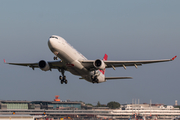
<box><xmin>58</xmin><ymin>69</ymin><xmax>68</xmax><ymax>84</ymax></box>
<box><xmin>59</xmin><ymin>76</ymin><xmax>68</xmax><ymax>84</ymax></box>
<box><xmin>91</xmin><ymin>75</ymin><xmax>99</xmax><ymax>84</ymax></box>
<box><xmin>91</xmin><ymin>70</ymin><xmax>99</xmax><ymax>84</ymax></box>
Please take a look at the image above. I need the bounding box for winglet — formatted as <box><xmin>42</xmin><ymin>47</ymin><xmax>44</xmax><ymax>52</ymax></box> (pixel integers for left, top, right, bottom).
<box><xmin>3</xmin><ymin>59</ymin><xmax>6</xmax><ymax>63</ymax></box>
<box><xmin>103</xmin><ymin>54</ymin><xmax>108</xmax><ymax>61</ymax></box>
<box><xmin>171</xmin><ymin>56</ymin><xmax>177</xmax><ymax>60</ymax></box>
<box><xmin>99</xmin><ymin>54</ymin><xmax>108</xmax><ymax>75</ymax></box>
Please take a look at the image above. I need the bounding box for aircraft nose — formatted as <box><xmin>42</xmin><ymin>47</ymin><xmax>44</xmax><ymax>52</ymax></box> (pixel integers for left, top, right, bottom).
<box><xmin>48</xmin><ymin>38</ymin><xmax>51</xmax><ymax>46</ymax></box>
<box><xmin>48</xmin><ymin>38</ymin><xmax>54</xmax><ymax>48</ymax></box>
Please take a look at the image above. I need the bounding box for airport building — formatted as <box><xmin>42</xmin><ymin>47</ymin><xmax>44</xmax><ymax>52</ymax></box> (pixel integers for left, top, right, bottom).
<box><xmin>0</xmin><ymin>100</ymin><xmax>30</xmax><ymax>110</ymax></box>
<box><xmin>0</xmin><ymin>115</ymin><xmax>45</xmax><ymax>120</ymax></box>
<box><xmin>0</xmin><ymin>96</ymin><xmax>82</xmax><ymax>110</ymax></box>
<box><xmin>0</xmin><ymin>97</ymin><xmax>180</xmax><ymax>120</ymax></box>
<box><xmin>121</xmin><ymin>103</ymin><xmax>178</xmax><ymax>110</ymax></box>
<box><xmin>0</xmin><ymin>100</ymin><xmax>82</xmax><ymax>110</ymax></box>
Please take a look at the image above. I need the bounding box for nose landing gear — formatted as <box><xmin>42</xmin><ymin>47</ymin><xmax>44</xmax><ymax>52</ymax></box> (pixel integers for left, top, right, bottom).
<box><xmin>53</xmin><ymin>56</ymin><xmax>58</xmax><ymax>60</ymax></box>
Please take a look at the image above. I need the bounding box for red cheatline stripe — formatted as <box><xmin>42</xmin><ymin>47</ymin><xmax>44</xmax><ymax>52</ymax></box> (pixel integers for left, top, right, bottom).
<box><xmin>66</xmin><ymin>64</ymin><xmax>74</xmax><ymax>67</ymax></box>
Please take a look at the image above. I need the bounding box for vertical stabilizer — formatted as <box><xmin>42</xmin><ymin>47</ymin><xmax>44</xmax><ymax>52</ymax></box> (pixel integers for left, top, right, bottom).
<box><xmin>99</xmin><ymin>54</ymin><xmax>108</xmax><ymax>74</ymax></box>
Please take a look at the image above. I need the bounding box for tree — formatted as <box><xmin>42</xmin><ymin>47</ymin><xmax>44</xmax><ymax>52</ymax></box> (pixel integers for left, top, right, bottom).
<box><xmin>174</xmin><ymin>105</ymin><xmax>180</xmax><ymax>109</ymax></box>
<box><xmin>86</xmin><ymin>103</ymin><xmax>94</xmax><ymax>107</ymax></box>
<box><xmin>107</xmin><ymin>101</ymin><xmax>120</xmax><ymax>109</ymax></box>
<box><xmin>96</xmin><ymin>101</ymin><xmax>101</xmax><ymax>107</ymax></box>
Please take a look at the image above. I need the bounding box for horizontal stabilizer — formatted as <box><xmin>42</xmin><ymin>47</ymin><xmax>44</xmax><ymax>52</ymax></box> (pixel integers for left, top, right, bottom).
<box><xmin>105</xmin><ymin>77</ymin><xmax>132</xmax><ymax>80</ymax></box>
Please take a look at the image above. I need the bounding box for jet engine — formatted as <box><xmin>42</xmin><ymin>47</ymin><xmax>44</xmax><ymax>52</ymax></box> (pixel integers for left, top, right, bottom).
<box><xmin>93</xmin><ymin>59</ymin><xmax>106</xmax><ymax>70</ymax></box>
<box><xmin>38</xmin><ymin>60</ymin><xmax>50</xmax><ymax>71</ymax></box>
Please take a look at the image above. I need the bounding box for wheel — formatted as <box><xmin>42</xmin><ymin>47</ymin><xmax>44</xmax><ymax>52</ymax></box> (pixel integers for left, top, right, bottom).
<box><xmin>59</xmin><ymin>76</ymin><xmax>63</xmax><ymax>80</ymax></box>
<box><xmin>61</xmin><ymin>80</ymin><xmax>63</xmax><ymax>84</ymax></box>
<box><xmin>65</xmin><ymin>80</ymin><xmax>68</xmax><ymax>84</ymax></box>
<box><xmin>92</xmin><ymin>80</ymin><xmax>95</xmax><ymax>84</ymax></box>
<box><xmin>53</xmin><ymin>56</ymin><xmax>57</xmax><ymax>60</ymax></box>
<box><xmin>95</xmin><ymin>79</ymin><xmax>99</xmax><ymax>83</ymax></box>
<box><xmin>91</xmin><ymin>75</ymin><xmax>94</xmax><ymax>80</ymax></box>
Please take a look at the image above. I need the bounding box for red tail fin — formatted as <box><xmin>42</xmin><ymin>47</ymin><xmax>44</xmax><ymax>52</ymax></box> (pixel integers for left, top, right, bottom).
<box><xmin>99</xmin><ymin>54</ymin><xmax>108</xmax><ymax>74</ymax></box>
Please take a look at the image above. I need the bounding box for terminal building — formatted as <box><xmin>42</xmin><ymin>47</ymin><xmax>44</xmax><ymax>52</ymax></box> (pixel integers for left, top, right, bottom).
<box><xmin>0</xmin><ymin>100</ymin><xmax>82</xmax><ymax>110</ymax></box>
<box><xmin>0</xmin><ymin>96</ymin><xmax>82</xmax><ymax>110</ymax></box>
<box><xmin>0</xmin><ymin>97</ymin><xmax>180</xmax><ymax>119</ymax></box>
<box><xmin>121</xmin><ymin>103</ymin><xmax>178</xmax><ymax>110</ymax></box>
<box><xmin>0</xmin><ymin>100</ymin><xmax>30</xmax><ymax>110</ymax></box>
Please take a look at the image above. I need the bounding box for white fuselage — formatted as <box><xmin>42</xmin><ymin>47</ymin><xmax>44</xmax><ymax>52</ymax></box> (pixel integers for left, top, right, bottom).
<box><xmin>48</xmin><ymin>35</ymin><xmax>106</xmax><ymax>83</ymax></box>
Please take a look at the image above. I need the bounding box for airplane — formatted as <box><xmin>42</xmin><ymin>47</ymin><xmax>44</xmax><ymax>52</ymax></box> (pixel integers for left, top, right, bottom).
<box><xmin>4</xmin><ymin>35</ymin><xmax>177</xmax><ymax>84</ymax></box>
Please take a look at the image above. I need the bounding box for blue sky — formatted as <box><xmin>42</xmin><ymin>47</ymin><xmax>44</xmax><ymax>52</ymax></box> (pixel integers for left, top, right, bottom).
<box><xmin>0</xmin><ymin>0</ymin><xmax>179</xmax><ymax>105</ymax></box>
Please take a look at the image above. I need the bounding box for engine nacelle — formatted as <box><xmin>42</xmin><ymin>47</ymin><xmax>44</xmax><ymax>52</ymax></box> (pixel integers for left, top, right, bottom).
<box><xmin>93</xmin><ymin>59</ymin><xmax>106</xmax><ymax>70</ymax></box>
<box><xmin>38</xmin><ymin>60</ymin><xmax>50</xmax><ymax>71</ymax></box>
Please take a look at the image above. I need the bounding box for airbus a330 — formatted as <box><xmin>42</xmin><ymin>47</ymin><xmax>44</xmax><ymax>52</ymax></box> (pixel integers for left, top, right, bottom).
<box><xmin>4</xmin><ymin>35</ymin><xmax>177</xmax><ymax>84</ymax></box>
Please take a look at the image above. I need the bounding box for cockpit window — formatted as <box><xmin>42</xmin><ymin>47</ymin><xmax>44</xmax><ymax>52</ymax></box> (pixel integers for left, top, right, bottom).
<box><xmin>50</xmin><ymin>36</ymin><xmax>58</xmax><ymax>39</ymax></box>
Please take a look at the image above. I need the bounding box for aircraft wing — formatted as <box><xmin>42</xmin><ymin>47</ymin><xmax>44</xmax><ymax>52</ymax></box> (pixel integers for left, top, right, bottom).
<box><xmin>80</xmin><ymin>56</ymin><xmax>177</xmax><ymax>70</ymax></box>
<box><xmin>3</xmin><ymin>59</ymin><xmax>66</xmax><ymax>70</ymax></box>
